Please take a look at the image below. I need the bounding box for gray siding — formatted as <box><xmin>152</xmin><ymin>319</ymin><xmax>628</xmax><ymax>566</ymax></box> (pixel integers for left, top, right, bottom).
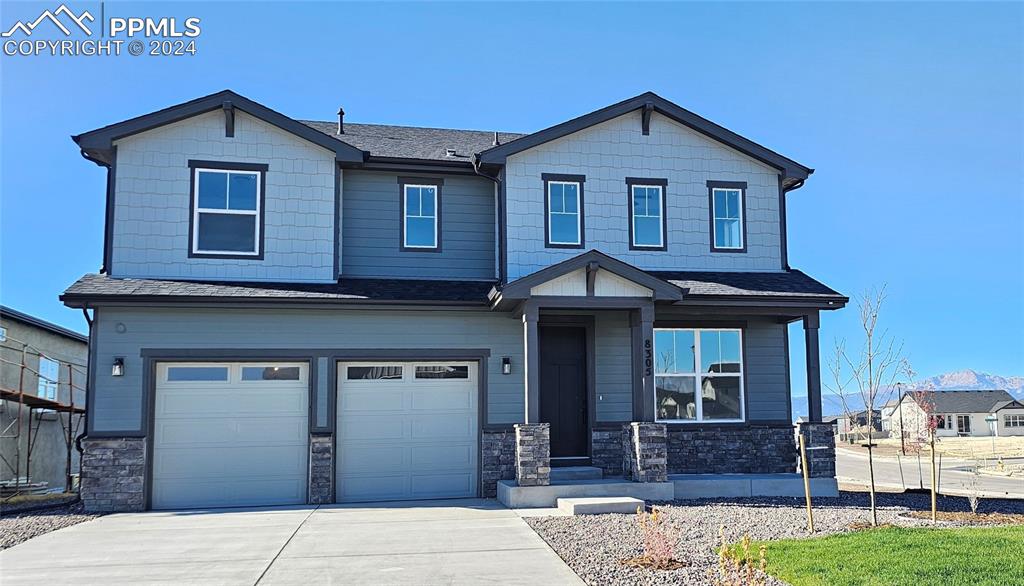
<box><xmin>111</xmin><ymin>111</ymin><xmax>337</xmax><ymax>283</ymax></box>
<box><xmin>594</xmin><ymin>311</ymin><xmax>632</xmax><ymax>422</ymax></box>
<box><xmin>504</xmin><ymin>111</ymin><xmax>783</xmax><ymax>280</ymax></box>
<box><xmin>90</xmin><ymin>307</ymin><xmax>524</xmax><ymax>432</ymax></box>
<box><xmin>744</xmin><ymin>319</ymin><xmax>790</xmax><ymax>422</ymax></box>
<box><xmin>341</xmin><ymin>171</ymin><xmax>496</xmax><ymax>280</ymax></box>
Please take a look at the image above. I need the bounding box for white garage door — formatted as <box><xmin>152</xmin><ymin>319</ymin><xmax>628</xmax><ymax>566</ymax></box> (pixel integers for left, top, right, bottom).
<box><xmin>337</xmin><ymin>362</ymin><xmax>478</xmax><ymax>503</ymax></box>
<box><xmin>152</xmin><ymin>362</ymin><xmax>308</xmax><ymax>510</ymax></box>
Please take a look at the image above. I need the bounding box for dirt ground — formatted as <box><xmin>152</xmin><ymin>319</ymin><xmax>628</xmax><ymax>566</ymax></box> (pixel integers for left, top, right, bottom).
<box><xmin>836</xmin><ymin>436</ymin><xmax>1024</xmax><ymax>460</ymax></box>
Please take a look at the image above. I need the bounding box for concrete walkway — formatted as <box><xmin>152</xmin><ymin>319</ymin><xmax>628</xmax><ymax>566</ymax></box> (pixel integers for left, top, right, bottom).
<box><xmin>1</xmin><ymin>499</ymin><xmax>583</xmax><ymax>585</ymax></box>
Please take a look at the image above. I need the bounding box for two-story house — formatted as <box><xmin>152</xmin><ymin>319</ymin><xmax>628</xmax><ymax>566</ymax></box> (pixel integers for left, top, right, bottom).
<box><xmin>62</xmin><ymin>91</ymin><xmax>845</xmax><ymax>512</ymax></box>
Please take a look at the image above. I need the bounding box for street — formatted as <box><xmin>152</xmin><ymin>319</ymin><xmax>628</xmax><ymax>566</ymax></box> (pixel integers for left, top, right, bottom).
<box><xmin>836</xmin><ymin>447</ymin><xmax>1024</xmax><ymax>499</ymax></box>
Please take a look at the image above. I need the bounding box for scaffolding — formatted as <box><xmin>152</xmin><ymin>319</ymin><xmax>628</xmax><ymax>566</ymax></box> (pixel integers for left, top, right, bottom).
<box><xmin>0</xmin><ymin>336</ymin><xmax>86</xmax><ymax>500</ymax></box>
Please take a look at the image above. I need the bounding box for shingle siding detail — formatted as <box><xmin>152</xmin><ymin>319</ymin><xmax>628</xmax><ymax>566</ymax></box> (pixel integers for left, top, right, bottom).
<box><xmin>111</xmin><ymin>110</ymin><xmax>336</xmax><ymax>283</ymax></box>
<box><xmin>341</xmin><ymin>171</ymin><xmax>496</xmax><ymax>280</ymax></box>
<box><xmin>504</xmin><ymin>111</ymin><xmax>783</xmax><ymax>280</ymax></box>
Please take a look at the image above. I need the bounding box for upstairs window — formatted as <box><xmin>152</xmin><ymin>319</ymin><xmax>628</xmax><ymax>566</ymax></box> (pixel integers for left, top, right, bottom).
<box><xmin>400</xmin><ymin>178</ymin><xmax>441</xmax><ymax>251</ymax></box>
<box><xmin>654</xmin><ymin>328</ymin><xmax>745</xmax><ymax>423</ymax></box>
<box><xmin>37</xmin><ymin>356</ymin><xmax>59</xmax><ymax>400</ymax></box>
<box><xmin>627</xmin><ymin>178</ymin><xmax>667</xmax><ymax>250</ymax></box>
<box><xmin>189</xmin><ymin>161</ymin><xmax>267</xmax><ymax>257</ymax></box>
<box><xmin>543</xmin><ymin>173</ymin><xmax>585</xmax><ymax>248</ymax></box>
<box><xmin>708</xmin><ymin>181</ymin><xmax>746</xmax><ymax>252</ymax></box>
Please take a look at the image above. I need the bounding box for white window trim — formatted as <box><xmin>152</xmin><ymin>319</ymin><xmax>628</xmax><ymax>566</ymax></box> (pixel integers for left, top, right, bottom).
<box><xmin>403</xmin><ymin>184</ymin><xmax>439</xmax><ymax>249</ymax></box>
<box><xmin>654</xmin><ymin>328</ymin><xmax>745</xmax><ymax>424</ymax></box>
<box><xmin>1004</xmin><ymin>414</ymin><xmax>1024</xmax><ymax>427</ymax></box>
<box><xmin>191</xmin><ymin>167</ymin><xmax>261</xmax><ymax>256</ymax></box>
<box><xmin>37</xmin><ymin>356</ymin><xmax>59</xmax><ymax>400</ymax></box>
<box><xmin>630</xmin><ymin>184</ymin><xmax>664</xmax><ymax>248</ymax></box>
<box><xmin>711</xmin><ymin>187</ymin><xmax>744</xmax><ymax>250</ymax></box>
<box><xmin>547</xmin><ymin>180</ymin><xmax>582</xmax><ymax>245</ymax></box>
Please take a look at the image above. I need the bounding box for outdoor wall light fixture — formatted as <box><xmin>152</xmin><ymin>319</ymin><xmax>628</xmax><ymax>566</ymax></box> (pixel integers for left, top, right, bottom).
<box><xmin>112</xmin><ymin>357</ymin><xmax>125</xmax><ymax>377</ymax></box>
<box><xmin>501</xmin><ymin>357</ymin><xmax>512</xmax><ymax>375</ymax></box>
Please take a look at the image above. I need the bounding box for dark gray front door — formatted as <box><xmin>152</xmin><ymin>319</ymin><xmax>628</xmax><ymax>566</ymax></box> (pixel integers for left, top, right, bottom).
<box><xmin>539</xmin><ymin>326</ymin><xmax>588</xmax><ymax>458</ymax></box>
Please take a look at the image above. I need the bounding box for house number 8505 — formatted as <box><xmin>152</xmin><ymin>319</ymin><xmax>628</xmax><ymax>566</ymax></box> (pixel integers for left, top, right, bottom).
<box><xmin>643</xmin><ymin>339</ymin><xmax>652</xmax><ymax>376</ymax></box>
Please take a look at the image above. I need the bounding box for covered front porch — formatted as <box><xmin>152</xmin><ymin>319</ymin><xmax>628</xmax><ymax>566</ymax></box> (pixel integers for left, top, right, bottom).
<box><xmin>486</xmin><ymin>251</ymin><xmax>845</xmax><ymax>503</ymax></box>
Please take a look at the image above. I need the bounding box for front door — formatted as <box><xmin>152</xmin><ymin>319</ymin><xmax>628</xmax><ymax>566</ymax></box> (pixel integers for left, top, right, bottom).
<box><xmin>539</xmin><ymin>326</ymin><xmax>588</xmax><ymax>459</ymax></box>
<box><xmin>957</xmin><ymin>414</ymin><xmax>972</xmax><ymax>435</ymax></box>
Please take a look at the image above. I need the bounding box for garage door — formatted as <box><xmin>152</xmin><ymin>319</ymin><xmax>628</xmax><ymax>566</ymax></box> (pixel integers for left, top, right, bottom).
<box><xmin>337</xmin><ymin>362</ymin><xmax>478</xmax><ymax>502</ymax></box>
<box><xmin>152</xmin><ymin>362</ymin><xmax>308</xmax><ymax>509</ymax></box>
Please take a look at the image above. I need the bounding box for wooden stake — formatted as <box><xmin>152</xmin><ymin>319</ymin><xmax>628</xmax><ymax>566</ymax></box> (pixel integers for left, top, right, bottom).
<box><xmin>930</xmin><ymin>431</ymin><xmax>937</xmax><ymax>523</ymax></box>
<box><xmin>799</xmin><ymin>433</ymin><xmax>814</xmax><ymax>533</ymax></box>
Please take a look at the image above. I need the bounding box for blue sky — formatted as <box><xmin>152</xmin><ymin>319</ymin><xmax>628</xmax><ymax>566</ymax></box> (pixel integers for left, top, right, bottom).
<box><xmin>1</xmin><ymin>2</ymin><xmax>1021</xmax><ymax>393</ymax></box>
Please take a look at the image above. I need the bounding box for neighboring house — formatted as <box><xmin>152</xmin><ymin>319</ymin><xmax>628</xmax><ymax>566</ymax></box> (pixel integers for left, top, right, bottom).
<box><xmin>61</xmin><ymin>90</ymin><xmax>846</xmax><ymax>512</ymax></box>
<box><xmin>0</xmin><ymin>306</ymin><xmax>88</xmax><ymax>492</ymax></box>
<box><xmin>890</xmin><ymin>390</ymin><xmax>1024</xmax><ymax>439</ymax></box>
<box><xmin>880</xmin><ymin>399</ymin><xmax>899</xmax><ymax>431</ymax></box>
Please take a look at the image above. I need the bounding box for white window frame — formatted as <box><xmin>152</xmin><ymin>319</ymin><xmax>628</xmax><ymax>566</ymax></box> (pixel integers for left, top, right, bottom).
<box><xmin>37</xmin><ymin>356</ymin><xmax>59</xmax><ymax>400</ymax></box>
<box><xmin>711</xmin><ymin>187</ymin><xmax>744</xmax><ymax>250</ymax></box>
<box><xmin>630</xmin><ymin>184</ymin><xmax>664</xmax><ymax>248</ymax></box>
<box><xmin>1004</xmin><ymin>414</ymin><xmax>1024</xmax><ymax>428</ymax></box>
<box><xmin>654</xmin><ymin>328</ymin><xmax>745</xmax><ymax>424</ymax></box>
<box><xmin>402</xmin><ymin>184</ymin><xmax>439</xmax><ymax>249</ymax></box>
<box><xmin>547</xmin><ymin>180</ymin><xmax>582</xmax><ymax>246</ymax></box>
<box><xmin>191</xmin><ymin>167</ymin><xmax>261</xmax><ymax>256</ymax></box>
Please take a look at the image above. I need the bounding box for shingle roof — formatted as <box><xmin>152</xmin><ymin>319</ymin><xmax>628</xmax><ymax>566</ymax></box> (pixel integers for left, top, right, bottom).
<box><xmin>648</xmin><ymin>269</ymin><xmax>846</xmax><ymax>300</ymax></box>
<box><xmin>60</xmin><ymin>274</ymin><xmax>494</xmax><ymax>306</ymax></box>
<box><xmin>301</xmin><ymin>121</ymin><xmax>525</xmax><ymax>162</ymax></box>
<box><xmin>909</xmin><ymin>390</ymin><xmax>1018</xmax><ymax>414</ymax></box>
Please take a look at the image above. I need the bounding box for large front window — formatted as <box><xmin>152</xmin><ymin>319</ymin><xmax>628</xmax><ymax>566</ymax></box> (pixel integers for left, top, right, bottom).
<box><xmin>654</xmin><ymin>328</ymin><xmax>744</xmax><ymax>422</ymax></box>
<box><xmin>190</xmin><ymin>163</ymin><xmax>263</xmax><ymax>256</ymax></box>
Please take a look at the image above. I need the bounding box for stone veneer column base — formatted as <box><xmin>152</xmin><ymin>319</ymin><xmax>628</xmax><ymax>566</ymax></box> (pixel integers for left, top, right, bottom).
<box><xmin>798</xmin><ymin>421</ymin><xmax>837</xmax><ymax>478</ymax></box>
<box><xmin>591</xmin><ymin>426</ymin><xmax>624</xmax><ymax>478</ymax></box>
<box><xmin>623</xmin><ymin>423</ymin><xmax>668</xmax><ymax>483</ymax></box>
<box><xmin>80</xmin><ymin>437</ymin><xmax>146</xmax><ymax>513</ymax></box>
<box><xmin>309</xmin><ymin>434</ymin><xmax>333</xmax><ymax>504</ymax></box>
<box><xmin>481</xmin><ymin>429</ymin><xmax>516</xmax><ymax>497</ymax></box>
<box><xmin>514</xmin><ymin>423</ymin><xmax>550</xmax><ymax>487</ymax></box>
<box><xmin>667</xmin><ymin>425</ymin><xmax>799</xmax><ymax>474</ymax></box>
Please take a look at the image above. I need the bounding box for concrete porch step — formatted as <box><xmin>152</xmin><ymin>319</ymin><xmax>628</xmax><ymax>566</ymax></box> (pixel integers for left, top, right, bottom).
<box><xmin>557</xmin><ymin>497</ymin><xmax>643</xmax><ymax>515</ymax></box>
<box><xmin>497</xmin><ymin>478</ymin><xmax>674</xmax><ymax>508</ymax></box>
<box><xmin>550</xmin><ymin>466</ymin><xmax>603</xmax><ymax>482</ymax></box>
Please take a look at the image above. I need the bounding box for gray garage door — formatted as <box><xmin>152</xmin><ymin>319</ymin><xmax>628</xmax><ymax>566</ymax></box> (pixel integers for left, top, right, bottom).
<box><xmin>151</xmin><ymin>362</ymin><xmax>308</xmax><ymax>509</ymax></box>
<box><xmin>336</xmin><ymin>361</ymin><xmax>478</xmax><ymax>502</ymax></box>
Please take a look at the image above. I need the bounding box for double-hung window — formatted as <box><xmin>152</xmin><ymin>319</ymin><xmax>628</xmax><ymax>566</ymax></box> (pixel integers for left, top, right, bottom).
<box><xmin>627</xmin><ymin>178</ymin><xmax>667</xmax><ymax>249</ymax></box>
<box><xmin>708</xmin><ymin>181</ymin><xmax>746</xmax><ymax>252</ymax></box>
<box><xmin>400</xmin><ymin>178</ymin><xmax>441</xmax><ymax>251</ymax></box>
<box><xmin>37</xmin><ymin>356</ymin><xmax>59</xmax><ymax>401</ymax></box>
<box><xmin>1005</xmin><ymin>414</ymin><xmax>1024</xmax><ymax>428</ymax></box>
<box><xmin>543</xmin><ymin>173</ymin><xmax>585</xmax><ymax>248</ymax></box>
<box><xmin>654</xmin><ymin>328</ymin><xmax>744</xmax><ymax>422</ymax></box>
<box><xmin>189</xmin><ymin>161</ymin><xmax>266</xmax><ymax>257</ymax></box>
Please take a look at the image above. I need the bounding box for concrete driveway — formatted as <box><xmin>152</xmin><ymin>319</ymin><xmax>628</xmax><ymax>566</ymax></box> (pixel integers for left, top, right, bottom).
<box><xmin>0</xmin><ymin>499</ymin><xmax>583</xmax><ymax>585</ymax></box>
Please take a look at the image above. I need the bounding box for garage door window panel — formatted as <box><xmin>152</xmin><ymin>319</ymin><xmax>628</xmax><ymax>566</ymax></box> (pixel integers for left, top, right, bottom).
<box><xmin>241</xmin><ymin>366</ymin><xmax>302</xmax><ymax>381</ymax></box>
<box><xmin>166</xmin><ymin>366</ymin><xmax>229</xmax><ymax>382</ymax></box>
<box><xmin>414</xmin><ymin>365</ymin><xmax>470</xmax><ymax>379</ymax></box>
<box><xmin>347</xmin><ymin>365</ymin><xmax>404</xmax><ymax>380</ymax></box>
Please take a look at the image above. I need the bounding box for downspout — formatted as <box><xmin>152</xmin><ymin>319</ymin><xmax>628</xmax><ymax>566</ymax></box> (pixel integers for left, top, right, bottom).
<box><xmin>779</xmin><ymin>178</ymin><xmax>806</xmax><ymax>271</ymax></box>
<box><xmin>472</xmin><ymin>156</ymin><xmax>504</xmax><ymax>284</ymax></box>
<box><xmin>75</xmin><ymin>307</ymin><xmax>93</xmax><ymax>455</ymax></box>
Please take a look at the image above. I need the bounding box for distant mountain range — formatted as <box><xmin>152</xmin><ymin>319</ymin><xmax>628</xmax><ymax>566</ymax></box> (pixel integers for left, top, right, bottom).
<box><xmin>791</xmin><ymin>369</ymin><xmax>1022</xmax><ymax>421</ymax></box>
<box><xmin>915</xmin><ymin>369</ymin><xmax>1024</xmax><ymax>398</ymax></box>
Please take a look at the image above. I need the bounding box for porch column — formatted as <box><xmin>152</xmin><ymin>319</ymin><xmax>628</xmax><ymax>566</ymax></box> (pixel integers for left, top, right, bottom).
<box><xmin>630</xmin><ymin>304</ymin><xmax>656</xmax><ymax>422</ymax></box>
<box><xmin>523</xmin><ymin>303</ymin><xmax>540</xmax><ymax>423</ymax></box>
<box><xmin>803</xmin><ymin>311</ymin><xmax>822</xmax><ymax>423</ymax></box>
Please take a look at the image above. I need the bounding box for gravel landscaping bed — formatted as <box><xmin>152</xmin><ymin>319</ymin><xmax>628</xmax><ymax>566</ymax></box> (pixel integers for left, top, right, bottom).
<box><xmin>0</xmin><ymin>501</ymin><xmax>100</xmax><ymax>550</ymax></box>
<box><xmin>525</xmin><ymin>492</ymin><xmax>1024</xmax><ymax>585</ymax></box>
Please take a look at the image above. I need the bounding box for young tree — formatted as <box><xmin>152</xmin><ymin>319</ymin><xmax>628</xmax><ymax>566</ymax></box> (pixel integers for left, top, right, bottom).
<box><xmin>825</xmin><ymin>286</ymin><xmax>907</xmax><ymax>527</ymax></box>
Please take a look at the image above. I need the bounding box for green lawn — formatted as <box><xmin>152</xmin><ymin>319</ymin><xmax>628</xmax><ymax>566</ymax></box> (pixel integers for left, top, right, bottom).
<box><xmin>756</xmin><ymin>526</ymin><xmax>1024</xmax><ymax>586</ymax></box>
